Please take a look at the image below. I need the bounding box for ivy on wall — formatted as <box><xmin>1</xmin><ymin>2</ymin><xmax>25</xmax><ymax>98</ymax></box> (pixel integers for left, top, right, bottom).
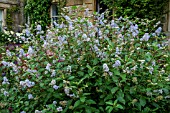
<box><xmin>57</xmin><ymin>0</ymin><xmax>67</xmax><ymax>15</ymax></box>
<box><xmin>25</xmin><ymin>0</ymin><xmax>52</xmax><ymax>30</ymax></box>
<box><xmin>6</xmin><ymin>6</ymin><xmax>20</xmax><ymax>30</ymax></box>
<box><xmin>24</xmin><ymin>0</ymin><xmax>66</xmax><ymax>30</ymax></box>
<box><xmin>101</xmin><ymin>0</ymin><xmax>169</xmax><ymax>21</ymax></box>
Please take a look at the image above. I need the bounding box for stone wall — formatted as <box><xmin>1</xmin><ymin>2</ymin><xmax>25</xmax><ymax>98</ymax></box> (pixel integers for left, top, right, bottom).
<box><xmin>0</xmin><ymin>0</ymin><xmax>24</xmax><ymax>32</ymax></box>
<box><xmin>0</xmin><ymin>0</ymin><xmax>18</xmax><ymax>4</ymax></box>
<box><xmin>65</xmin><ymin>0</ymin><xmax>95</xmax><ymax>18</ymax></box>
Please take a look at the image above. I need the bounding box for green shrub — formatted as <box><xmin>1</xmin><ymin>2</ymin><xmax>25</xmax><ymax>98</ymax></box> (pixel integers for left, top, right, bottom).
<box><xmin>101</xmin><ymin>0</ymin><xmax>169</xmax><ymax>22</ymax></box>
<box><xmin>0</xmin><ymin>8</ymin><xmax>170</xmax><ymax>113</ymax></box>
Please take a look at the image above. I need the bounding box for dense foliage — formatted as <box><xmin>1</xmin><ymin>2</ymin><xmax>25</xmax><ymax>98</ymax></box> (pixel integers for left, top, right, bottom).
<box><xmin>101</xmin><ymin>0</ymin><xmax>169</xmax><ymax>21</ymax></box>
<box><xmin>24</xmin><ymin>0</ymin><xmax>66</xmax><ymax>30</ymax></box>
<box><xmin>6</xmin><ymin>6</ymin><xmax>20</xmax><ymax>30</ymax></box>
<box><xmin>0</xmin><ymin>7</ymin><xmax>170</xmax><ymax>113</ymax></box>
<box><xmin>25</xmin><ymin>0</ymin><xmax>52</xmax><ymax>30</ymax></box>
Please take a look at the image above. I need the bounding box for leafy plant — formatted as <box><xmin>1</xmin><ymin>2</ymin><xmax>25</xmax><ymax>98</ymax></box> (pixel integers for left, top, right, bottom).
<box><xmin>0</xmin><ymin>7</ymin><xmax>170</xmax><ymax>113</ymax></box>
<box><xmin>101</xmin><ymin>0</ymin><xmax>169</xmax><ymax>23</ymax></box>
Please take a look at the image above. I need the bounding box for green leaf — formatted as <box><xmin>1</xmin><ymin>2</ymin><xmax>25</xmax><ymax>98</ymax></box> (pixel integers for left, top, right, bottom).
<box><xmin>143</xmin><ymin>107</ymin><xmax>150</xmax><ymax>113</ymax></box>
<box><xmin>40</xmin><ymin>83</ymin><xmax>44</xmax><ymax>87</ymax></box>
<box><xmin>71</xmin><ymin>6</ymin><xmax>78</xmax><ymax>10</ymax></box>
<box><xmin>113</xmin><ymin>100</ymin><xmax>118</xmax><ymax>105</ymax></box>
<box><xmin>86</xmin><ymin>99</ymin><xmax>96</xmax><ymax>105</ymax></box>
<box><xmin>74</xmin><ymin>100</ymin><xmax>81</xmax><ymax>108</ymax></box>
<box><xmin>44</xmin><ymin>93</ymin><xmax>52</xmax><ymax>104</ymax></box>
<box><xmin>130</xmin><ymin>87</ymin><xmax>136</xmax><ymax>94</ymax></box>
<box><xmin>117</xmin><ymin>97</ymin><xmax>125</xmax><ymax>105</ymax></box>
<box><xmin>77</xmin><ymin>71</ymin><xmax>84</xmax><ymax>76</ymax></box>
<box><xmin>78</xmin><ymin>74</ymin><xmax>88</xmax><ymax>84</ymax></box>
<box><xmin>106</xmin><ymin>106</ymin><xmax>113</xmax><ymax>113</ymax></box>
<box><xmin>116</xmin><ymin>104</ymin><xmax>124</xmax><ymax>109</ymax></box>
<box><xmin>120</xmin><ymin>74</ymin><xmax>127</xmax><ymax>82</ymax></box>
<box><xmin>117</xmin><ymin>90</ymin><xmax>125</xmax><ymax>105</ymax></box>
<box><xmin>140</xmin><ymin>97</ymin><xmax>146</xmax><ymax>107</ymax></box>
<box><xmin>68</xmin><ymin>76</ymin><xmax>75</xmax><ymax>80</ymax></box>
<box><xmin>99</xmin><ymin>107</ymin><xmax>104</xmax><ymax>112</ymax></box>
<box><xmin>114</xmin><ymin>70</ymin><xmax>120</xmax><ymax>75</ymax></box>
<box><xmin>106</xmin><ymin>38</ymin><xmax>114</xmax><ymax>47</ymax></box>
<box><xmin>135</xmin><ymin>102</ymin><xmax>142</xmax><ymax>111</ymax></box>
<box><xmin>80</xmin><ymin>97</ymin><xmax>86</xmax><ymax>103</ymax></box>
<box><xmin>111</xmin><ymin>87</ymin><xmax>119</xmax><ymax>94</ymax></box>
<box><xmin>39</xmin><ymin>68</ymin><xmax>45</xmax><ymax>72</ymax></box>
<box><xmin>106</xmin><ymin>101</ymin><xmax>113</xmax><ymax>105</ymax></box>
<box><xmin>108</xmin><ymin>106</ymin><xmax>113</xmax><ymax>113</ymax></box>
<box><xmin>112</xmin><ymin>75</ymin><xmax>119</xmax><ymax>82</ymax></box>
<box><xmin>22</xmin><ymin>72</ymin><xmax>29</xmax><ymax>76</ymax></box>
<box><xmin>125</xmin><ymin>55</ymin><xmax>128</xmax><ymax>61</ymax></box>
<box><xmin>126</xmin><ymin>61</ymin><xmax>132</xmax><ymax>66</ymax></box>
<box><xmin>92</xmin><ymin>58</ymin><xmax>99</xmax><ymax>65</ymax></box>
<box><xmin>47</xmin><ymin>88</ymin><xmax>54</xmax><ymax>93</ymax></box>
<box><xmin>86</xmin><ymin>64</ymin><xmax>92</xmax><ymax>70</ymax></box>
<box><xmin>85</xmin><ymin>107</ymin><xmax>92</xmax><ymax>113</ymax></box>
<box><xmin>83</xmin><ymin>93</ymin><xmax>91</xmax><ymax>96</ymax></box>
<box><xmin>104</xmin><ymin>94</ymin><xmax>113</xmax><ymax>102</ymax></box>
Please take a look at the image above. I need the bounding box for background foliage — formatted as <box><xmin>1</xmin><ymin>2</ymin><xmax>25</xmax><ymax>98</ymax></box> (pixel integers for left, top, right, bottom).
<box><xmin>24</xmin><ymin>0</ymin><xmax>52</xmax><ymax>30</ymax></box>
<box><xmin>101</xmin><ymin>0</ymin><xmax>169</xmax><ymax>22</ymax></box>
<box><xmin>24</xmin><ymin>0</ymin><xmax>66</xmax><ymax>30</ymax></box>
<box><xmin>6</xmin><ymin>6</ymin><xmax>20</xmax><ymax>30</ymax></box>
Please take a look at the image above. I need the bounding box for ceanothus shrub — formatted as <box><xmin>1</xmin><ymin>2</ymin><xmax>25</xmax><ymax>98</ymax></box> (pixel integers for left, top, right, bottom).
<box><xmin>0</xmin><ymin>7</ymin><xmax>170</xmax><ymax>113</ymax></box>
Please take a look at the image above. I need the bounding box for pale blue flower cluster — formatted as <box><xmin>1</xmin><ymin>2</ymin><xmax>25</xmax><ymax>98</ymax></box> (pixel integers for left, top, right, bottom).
<box><xmin>28</xmin><ymin>94</ymin><xmax>34</xmax><ymax>99</ymax></box>
<box><xmin>36</xmin><ymin>24</ymin><xmax>42</xmax><ymax>31</ymax></box>
<box><xmin>51</xmin><ymin>70</ymin><xmax>56</xmax><ymax>77</ymax></box>
<box><xmin>103</xmin><ymin>63</ymin><xmax>109</xmax><ymax>72</ymax></box>
<box><xmin>113</xmin><ymin>60</ymin><xmax>121</xmax><ymax>67</ymax></box>
<box><xmin>149</xmin><ymin>66</ymin><xmax>154</xmax><ymax>74</ymax></box>
<box><xmin>35</xmin><ymin>110</ymin><xmax>42</xmax><ymax>113</ymax></box>
<box><xmin>27</xmin><ymin>46</ymin><xmax>34</xmax><ymax>58</ymax></box>
<box><xmin>20</xmin><ymin>79</ymin><xmax>35</xmax><ymax>88</ymax></box>
<box><xmin>153</xmin><ymin>89</ymin><xmax>163</xmax><ymax>94</ymax></box>
<box><xmin>46</xmin><ymin>63</ymin><xmax>51</xmax><ymax>71</ymax></box>
<box><xmin>6</xmin><ymin>50</ymin><xmax>12</xmax><ymax>57</ymax></box>
<box><xmin>20</xmin><ymin>111</ymin><xmax>26</xmax><ymax>113</ymax></box>
<box><xmin>67</xmin><ymin>65</ymin><xmax>72</xmax><ymax>73</ymax></box>
<box><xmin>1</xmin><ymin>61</ymin><xmax>18</xmax><ymax>73</ymax></box>
<box><xmin>57</xmin><ymin>35</ymin><xmax>68</xmax><ymax>47</ymax></box>
<box><xmin>155</xmin><ymin>27</ymin><xmax>162</xmax><ymax>36</ymax></box>
<box><xmin>53</xmin><ymin>85</ymin><xmax>59</xmax><ymax>90</ymax></box>
<box><xmin>25</xmin><ymin>27</ymin><xmax>31</xmax><ymax>37</ymax></box>
<box><xmin>115</xmin><ymin>47</ymin><xmax>121</xmax><ymax>55</ymax></box>
<box><xmin>27</xmin><ymin>69</ymin><xmax>37</xmax><ymax>73</ymax></box>
<box><xmin>64</xmin><ymin>87</ymin><xmax>70</xmax><ymax>95</ymax></box>
<box><xmin>140</xmin><ymin>33</ymin><xmax>150</xmax><ymax>41</ymax></box>
<box><xmin>19</xmin><ymin>49</ymin><xmax>25</xmax><ymax>57</ymax></box>
<box><xmin>53</xmin><ymin>101</ymin><xmax>57</xmax><ymax>105</ymax></box>
<box><xmin>129</xmin><ymin>24</ymin><xmax>139</xmax><ymax>37</ymax></box>
<box><xmin>111</xmin><ymin>20</ymin><xmax>118</xmax><ymax>28</ymax></box>
<box><xmin>1</xmin><ymin>61</ymin><xmax>10</xmax><ymax>67</ymax></box>
<box><xmin>56</xmin><ymin>106</ymin><xmax>63</xmax><ymax>112</ymax></box>
<box><xmin>3</xmin><ymin>90</ymin><xmax>9</xmax><ymax>96</ymax></box>
<box><xmin>2</xmin><ymin>77</ymin><xmax>10</xmax><ymax>85</ymax></box>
